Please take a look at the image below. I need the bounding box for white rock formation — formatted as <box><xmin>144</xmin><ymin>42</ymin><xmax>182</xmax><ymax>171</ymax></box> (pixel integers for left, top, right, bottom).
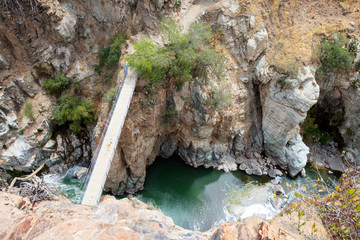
<box><xmin>262</xmin><ymin>66</ymin><xmax>320</xmax><ymax>176</ymax></box>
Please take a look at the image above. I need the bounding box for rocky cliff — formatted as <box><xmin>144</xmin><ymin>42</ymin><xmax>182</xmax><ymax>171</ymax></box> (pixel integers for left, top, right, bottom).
<box><xmin>0</xmin><ymin>191</ymin><xmax>329</xmax><ymax>240</ymax></box>
<box><xmin>105</xmin><ymin>0</ymin><xmax>360</xmax><ymax>194</ymax></box>
<box><xmin>0</xmin><ymin>0</ymin><xmax>359</xmax><ymax>195</ymax></box>
<box><xmin>0</xmin><ymin>0</ymin><xmax>159</xmax><ymax>175</ymax></box>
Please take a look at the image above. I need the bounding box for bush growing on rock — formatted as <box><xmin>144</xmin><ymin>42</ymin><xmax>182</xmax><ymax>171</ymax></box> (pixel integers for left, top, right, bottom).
<box><xmin>286</xmin><ymin>165</ymin><xmax>360</xmax><ymax>239</ymax></box>
<box><xmin>95</xmin><ymin>33</ymin><xmax>127</xmax><ymax>83</ymax></box>
<box><xmin>317</xmin><ymin>33</ymin><xmax>357</xmax><ymax>78</ymax></box>
<box><xmin>316</xmin><ymin>166</ymin><xmax>360</xmax><ymax>239</ymax></box>
<box><xmin>99</xmin><ymin>34</ymin><xmax>127</xmax><ymax>68</ymax></box>
<box><xmin>126</xmin><ymin>18</ymin><xmax>225</xmax><ymax>87</ymax></box>
<box><xmin>42</xmin><ymin>71</ymin><xmax>71</xmax><ymax>96</ymax></box>
<box><xmin>52</xmin><ymin>95</ymin><xmax>95</xmax><ymax>134</ymax></box>
<box><xmin>23</xmin><ymin>101</ymin><xmax>35</xmax><ymax>121</ymax></box>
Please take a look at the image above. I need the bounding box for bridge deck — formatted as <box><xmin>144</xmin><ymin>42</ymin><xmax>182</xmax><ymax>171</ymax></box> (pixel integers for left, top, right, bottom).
<box><xmin>81</xmin><ymin>68</ymin><xmax>137</xmax><ymax>206</ymax></box>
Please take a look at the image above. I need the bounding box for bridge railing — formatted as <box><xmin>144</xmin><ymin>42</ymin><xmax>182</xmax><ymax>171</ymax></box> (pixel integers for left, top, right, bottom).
<box><xmin>80</xmin><ymin>64</ymin><xmax>129</xmax><ymax>195</ymax></box>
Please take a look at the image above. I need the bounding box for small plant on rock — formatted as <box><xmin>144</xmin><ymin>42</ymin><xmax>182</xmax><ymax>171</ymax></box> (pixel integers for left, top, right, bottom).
<box><xmin>24</xmin><ymin>101</ymin><xmax>35</xmax><ymax>121</ymax></box>
<box><xmin>42</xmin><ymin>71</ymin><xmax>71</xmax><ymax>96</ymax></box>
<box><xmin>317</xmin><ymin>33</ymin><xmax>356</xmax><ymax>79</ymax></box>
<box><xmin>96</xmin><ymin>34</ymin><xmax>127</xmax><ymax>83</ymax></box>
<box><xmin>52</xmin><ymin>95</ymin><xmax>95</xmax><ymax>134</ymax></box>
<box><xmin>99</xmin><ymin>34</ymin><xmax>127</xmax><ymax>68</ymax></box>
<box><xmin>162</xmin><ymin>101</ymin><xmax>177</xmax><ymax>123</ymax></box>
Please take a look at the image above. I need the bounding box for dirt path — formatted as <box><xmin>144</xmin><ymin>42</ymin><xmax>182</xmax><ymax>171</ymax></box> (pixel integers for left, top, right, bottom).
<box><xmin>179</xmin><ymin>0</ymin><xmax>219</xmax><ymax>31</ymax></box>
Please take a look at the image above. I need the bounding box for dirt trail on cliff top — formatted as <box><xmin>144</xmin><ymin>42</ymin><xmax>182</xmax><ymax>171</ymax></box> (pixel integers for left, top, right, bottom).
<box><xmin>180</xmin><ymin>0</ymin><xmax>220</xmax><ymax>30</ymax></box>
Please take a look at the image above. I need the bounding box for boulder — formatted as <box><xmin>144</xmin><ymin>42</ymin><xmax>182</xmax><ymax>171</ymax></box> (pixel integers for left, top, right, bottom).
<box><xmin>216</xmin><ymin>155</ymin><xmax>238</xmax><ymax>172</ymax></box>
<box><xmin>66</xmin><ymin>165</ymin><xmax>89</xmax><ymax>179</ymax></box>
<box><xmin>13</xmin><ymin>74</ymin><xmax>41</xmax><ymax>98</ymax></box>
<box><xmin>246</xmin><ymin>29</ymin><xmax>268</xmax><ymax>61</ymax></box>
<box><xmin>285</xmin><ymin>134</ymin><xmax>309</xmax><ymax>177</ymax></box>
<box><xmin>43</xmin><ymin>140</ymin><xmax>57</xmax><ymax>152</ymax></box>
<box><xmin>0</xmin><ymin>137</ymin><xmax>40</xmax><ymax>172</ymax></box>
<box><xmin>268</xmin><ymin>168</ymin><xmax>283</xmax><ymax>179</ymax></box>
<box><xmin>46</xmin><ymin>153</ymin><xmax>62</xmax><ymax>167</ymax></box>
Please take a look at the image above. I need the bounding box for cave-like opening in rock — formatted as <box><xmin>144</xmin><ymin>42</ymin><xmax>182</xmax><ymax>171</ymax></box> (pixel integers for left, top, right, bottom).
<box><xmin>302</xmin><ymin>91</ymin><xmax>345</xmax><ymax>149</ymax></box>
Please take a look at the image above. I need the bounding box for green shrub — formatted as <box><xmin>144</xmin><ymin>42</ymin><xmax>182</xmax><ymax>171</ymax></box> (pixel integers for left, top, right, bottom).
<box><xmin>42</xmin><ymin>71</ymin><xmax>71</xmax><ymax>96</ymax></box>
<box><xmin>97</xmin><ymin>34</ymin><xmax>127</xmax><ymax>82</ymax></box>
<box><xmin>126</xmin><ymin>18</ymin><xmax>224</xmax><ymax>87</ymax></box>
<box><xmin>348</xmin><ymin>40</ymin><xmax>358</xmax><ymax>57</ymax></box>
<box><xmin>52</xmin><ymin>95</ymin><xmax>95</xmax><ymax>134</ymax></box>
<box><xmin>316</xmin><ymin>166</ymin><xmax>360</xmax><ymax>239</ymax></box>
<box><xmin>100</xmin><ymin>34</ymin><xmax>127</xmax><ymax>67</ymax></box>
<box><xmin>317</xmin><ymin>33</ymin><xmax>354</xmax><ymax>77</ymax></box>
<box><xmin>105</xmin><ymin>87</ymin><xmax>118</xmax><ymax>106</ymax></box>
<box><xmin>24</xmin><ymin>102</ymin><xmax>35</xmax><ymax>121</ymax></box>
<box><xmin>355</xmin><ymin>61</ymin><xmax>360</xmax><ymax>72</ymax></box>
<box><xmin>277</xmin><ymin>77</ymin><xmax>293</xmax><ymax>90</ymax></box>
<box><xmin>17</xmin><ymin>128</ymin><xmax>25</xmax><ymax>135</ymax></box>
<box><xmin>126</xmin><ymin>39</ymin><xmax>172</xmax><ymax>85</ymax></box>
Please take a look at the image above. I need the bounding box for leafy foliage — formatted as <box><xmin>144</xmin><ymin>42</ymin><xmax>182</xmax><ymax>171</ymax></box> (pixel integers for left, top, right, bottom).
<box><xmin>96</xmin><ymin>34</ymin><xmax>127</xmax><ymax>82</ymax></box>
<box><xmin>163</xmin><ymin>101</ymin><xmax>177</xmax><ymax>123</ymax></box>
<box><xmin>126</xmin><ymin>19</ymin><xmax>225</xmax><ymax>87</ymax></box>
<box><xmin>126</xmin><ymin>39</ymin><xmax>171</xmax><ymax>85</ymax></box>
<box><xmin>42</xmin><ymin>71</ymin><xmax>71</xmax><ymax>96</ymax></box>
<box><xmin>52</xmin><ymin>95</ymin><xmax>95</xmax><ymax>134</ymax></box>
<box><xmin>348</xmin><ymin>40</ymin><xmax>358</xmax><ymax>57</ymax></box>
<box><xmin>284</xmin><ymin>163</ymin><xmax>360</xmax><ymax>239</ymax></box>
<box><xmin>99</xmin><ymin>34</ymin><xmax>127</xmax><ymax>68</ymax></box>
<box><xmin>355</xmin><ymin>61</ymin><xmax>360</xmax><ymax>72</ymax></box>
<box><xmin>317</xmin><ymin>166</ymin><xmax>360</xmax><ymax>239</ymax></box>
<box><xmin>317</xmin><ymin>33</ymin><xmax>356</xmax><ymax>78</ymax></box>
<box><xmin>173</xmin><ymin>0</ymin><xmax>181</xmax><ymax>9</ymax></box>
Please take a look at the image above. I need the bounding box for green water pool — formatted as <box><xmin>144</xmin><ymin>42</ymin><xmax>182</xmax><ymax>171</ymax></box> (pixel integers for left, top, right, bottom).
<box><xmin>45</xmin><ymin>155</ymin><xmax>339</xmax><ymax>232</ymax></box>
<box><xmin>136</xmin><ymin>156</ymin><xmax>339</xmax><ymax>231</ymax></box>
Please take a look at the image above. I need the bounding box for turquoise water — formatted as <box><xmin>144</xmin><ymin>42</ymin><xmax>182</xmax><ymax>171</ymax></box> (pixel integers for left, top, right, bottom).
<box><xmin>44</xmin><ymin>155</ymin><xmax>339</xmax><ymax>232</ymax></box>
<box><xmin>136</xmin><ymin>156</ymin><xmax>339</xmax><ymax>231</ymax></box>
<box><xmin>44</xmin><ymin>173</ymin><xmax>86</xmax><ymax>204</ymax></box>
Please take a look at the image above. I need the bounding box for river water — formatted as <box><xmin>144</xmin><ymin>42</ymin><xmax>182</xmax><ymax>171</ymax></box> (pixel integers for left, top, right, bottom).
<box><xmin>44</xmin><ymin>155</ymin><xmax>339</xmax><ymax>232</ymax></box>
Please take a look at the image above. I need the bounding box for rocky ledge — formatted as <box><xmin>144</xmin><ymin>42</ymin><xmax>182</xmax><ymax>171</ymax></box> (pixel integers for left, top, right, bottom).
<box><xmin>0</xmin><ymin>191</ymin><xmax>330</xmax><ymax>240</ymax></box>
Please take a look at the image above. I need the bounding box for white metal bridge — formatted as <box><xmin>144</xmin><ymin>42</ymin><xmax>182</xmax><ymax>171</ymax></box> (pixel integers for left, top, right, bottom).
<box><xmin>81</xmin><ymin>65</ymin><xmax>137</xmax><ymax>206</ymax></box>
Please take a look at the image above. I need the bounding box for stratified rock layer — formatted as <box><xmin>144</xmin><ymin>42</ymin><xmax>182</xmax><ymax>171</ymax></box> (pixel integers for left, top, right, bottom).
<box><xmin>261</xmin><ymin>66</ymin><xmax>320</xmax><ymax>176</ymax></box>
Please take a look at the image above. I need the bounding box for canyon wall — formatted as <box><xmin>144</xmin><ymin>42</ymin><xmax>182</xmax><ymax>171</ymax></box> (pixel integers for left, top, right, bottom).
<box><xmin>0</xmin><ymin>0</ymin><xmax>359</xmax><ymax>195</ymax></box>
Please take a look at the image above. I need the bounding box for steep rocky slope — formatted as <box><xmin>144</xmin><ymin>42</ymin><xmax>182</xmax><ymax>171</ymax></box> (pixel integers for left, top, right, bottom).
<box><xmin>0</xmin><ymin>0</ymin><xmax>158</xmax><ymax>175</ymax></box>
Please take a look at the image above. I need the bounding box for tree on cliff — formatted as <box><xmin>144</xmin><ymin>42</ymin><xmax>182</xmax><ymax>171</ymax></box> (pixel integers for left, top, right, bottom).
<box><xmin>126</xmin><ymin>18</ymin><xmax>224</xmax><ymax>87</ymax></box>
